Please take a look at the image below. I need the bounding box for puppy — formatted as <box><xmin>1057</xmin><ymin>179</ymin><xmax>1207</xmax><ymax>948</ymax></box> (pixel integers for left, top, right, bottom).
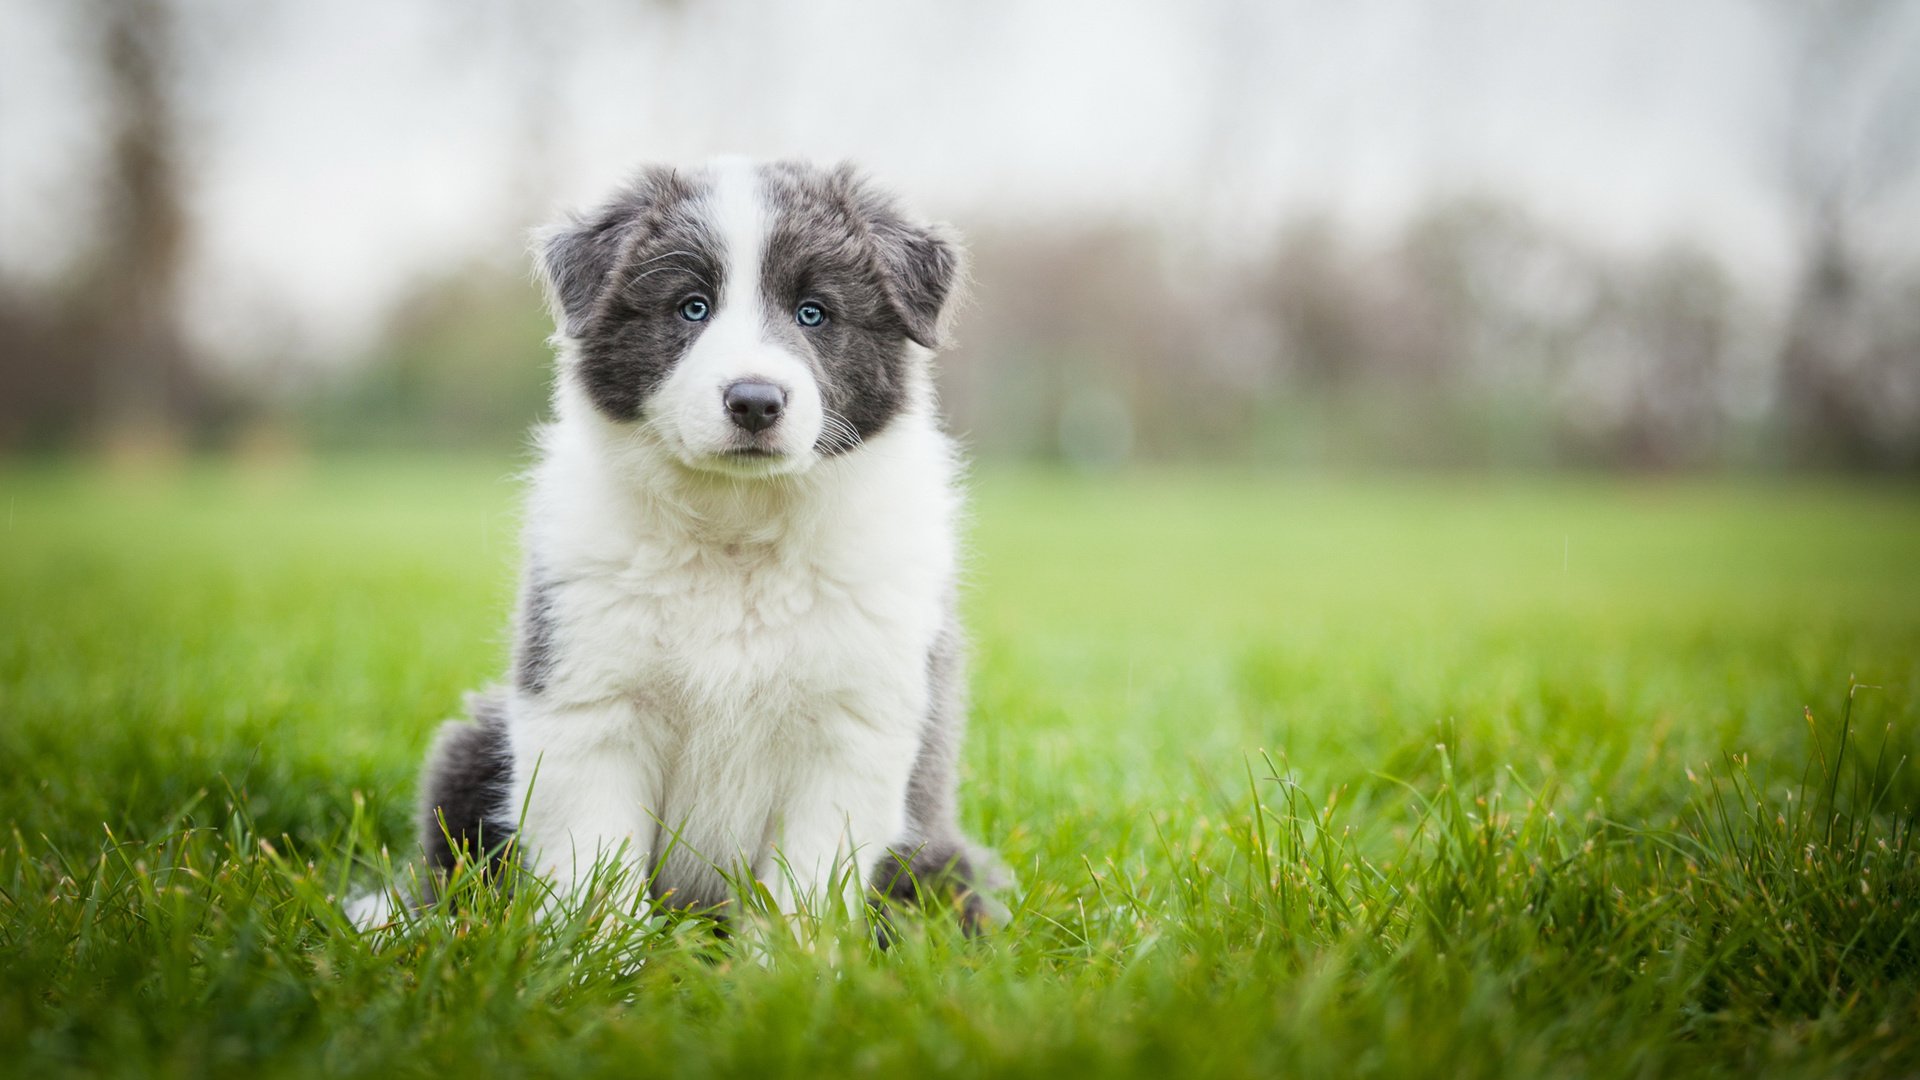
<box><xmin>412</xmin><ymin>157</ymin><xmax>989</xmax><ymax>930</ymax></box>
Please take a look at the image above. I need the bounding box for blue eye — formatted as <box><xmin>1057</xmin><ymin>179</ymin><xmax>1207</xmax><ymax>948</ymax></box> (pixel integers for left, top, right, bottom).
<box><xmin>795</xmin><ymin>301</ymin><xmax>826</xmax><ymax>327</ymax></box>
<box><xmin>678</xmin><ymin>296</ymin><xmax>710</xmax><ymax>322</ymax></box>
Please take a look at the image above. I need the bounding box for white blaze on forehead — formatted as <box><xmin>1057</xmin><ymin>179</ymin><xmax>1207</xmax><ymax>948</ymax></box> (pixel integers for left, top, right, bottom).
<box><xmin>705</xmin><ymin>156</ymin><xmax>767</xmax><ymax>323</ymax></box>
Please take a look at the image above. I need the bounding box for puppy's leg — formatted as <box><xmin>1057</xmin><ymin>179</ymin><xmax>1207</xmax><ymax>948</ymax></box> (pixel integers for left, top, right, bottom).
<box><xmin>871</xmin><ymin>611</ymin><xmax>1001</xmax><ymax>934</ymax></box>
<box><xmin>874</xmin><ymin>838</ymin><xmax>996</xmax><ymax>935</ymax></box>
<box><xmin>419</xmin><ymin>691</ymin><xmax>515</xmax><ymax>879</ymax></box>
<box><xmin>507</xmin><ymin>698</ymin><xmax>660</xmax><ymax>918</ymax></box>
<box><xmin>763</xmin><ymin>725</ymin><xmax>917</xmax><ymax>921</ymax></box>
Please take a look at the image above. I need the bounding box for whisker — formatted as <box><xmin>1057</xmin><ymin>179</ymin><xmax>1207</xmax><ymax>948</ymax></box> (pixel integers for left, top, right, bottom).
<box><xmin>619</xmin><ymin>251</ymin><xmax>718</xmax><ymax>298</ymax></box>
<box><xmin>621</xmin><ymin>268</ymin><xmax>718</xmax><ymax>304</ymax></box>
<box><xmin>817</xmin><ymin>408</ymin><xmax>864</xmax><ymax>454</ymax></box>
<box><xmin>626</xmin><ymin>263</ymin><xmax>697</xmax><ymax>285</ymax></box>
<box><xmin>631</xmin><ymin>249</ymin><xmax>699</xmax><ymax>269</ymax></box>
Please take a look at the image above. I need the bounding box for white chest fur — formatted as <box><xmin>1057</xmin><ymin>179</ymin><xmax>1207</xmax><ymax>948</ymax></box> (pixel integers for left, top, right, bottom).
<box><xmin>503</xmin><ymin>402</ymin><xmax>961</xmax><ymax>912</ymax></box>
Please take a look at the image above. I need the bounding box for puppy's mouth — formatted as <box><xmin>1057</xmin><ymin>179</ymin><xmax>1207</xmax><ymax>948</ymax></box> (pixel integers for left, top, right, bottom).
<box><xmin>654</xmin><ymin>415</ymin><xmax>817</xmax><ymax>478</ymax></box>
<box><xmin>678</xmin><ymin>441</ymin><xmax>812</xmax><ymax>479</ymax></box>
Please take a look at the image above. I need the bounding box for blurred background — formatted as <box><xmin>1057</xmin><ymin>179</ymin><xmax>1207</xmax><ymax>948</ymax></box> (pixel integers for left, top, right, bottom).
<box><xmin>2</xmin><ymin>0</ymin><xmax>1917</xmax><ymax>472</ymax></box>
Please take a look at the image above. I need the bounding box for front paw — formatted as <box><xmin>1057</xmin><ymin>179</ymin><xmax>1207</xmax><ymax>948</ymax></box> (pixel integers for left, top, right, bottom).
<box><xmin>874</xmin><ymin>841</ymin><xmax>1006</xmax><ymax>936</ymax></box>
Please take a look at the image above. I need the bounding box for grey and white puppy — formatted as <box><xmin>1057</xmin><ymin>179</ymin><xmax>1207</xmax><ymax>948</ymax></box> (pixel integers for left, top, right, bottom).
<box><xmin>393</xmin><ymin>157</ymin><xmax>990</xmax><ymax>931</ymax></box>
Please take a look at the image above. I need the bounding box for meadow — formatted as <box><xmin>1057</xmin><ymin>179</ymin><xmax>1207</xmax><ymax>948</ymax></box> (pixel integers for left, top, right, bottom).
<box><xmin>2</xmin><ymin>458</ymin><xmax>1917</xmax><ymax>1078</ymax></box>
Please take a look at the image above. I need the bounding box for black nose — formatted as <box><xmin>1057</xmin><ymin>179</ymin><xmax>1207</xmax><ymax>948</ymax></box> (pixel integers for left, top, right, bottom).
<box><xmin>723</xmin><ymin>380</ymin><xmax>786</xmax><ymax>434</ymax></box>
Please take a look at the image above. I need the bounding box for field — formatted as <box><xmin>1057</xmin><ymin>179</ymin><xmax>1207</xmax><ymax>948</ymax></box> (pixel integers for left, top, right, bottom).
<box><xmin>2</xmin><ymin>459</ymin><xmax>1918</xmax><ymax>1078</ymax></box>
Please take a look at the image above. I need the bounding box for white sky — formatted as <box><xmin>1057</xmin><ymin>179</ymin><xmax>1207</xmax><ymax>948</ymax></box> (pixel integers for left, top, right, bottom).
<box><xmin>2</xmin><ymin>0</ymin><xmax>1916</xmax><ymax>364</ymax></box>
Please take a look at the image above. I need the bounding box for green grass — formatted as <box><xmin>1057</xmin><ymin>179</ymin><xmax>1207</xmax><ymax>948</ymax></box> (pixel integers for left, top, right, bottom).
<box><xmin>2</xmin><ymin>459</ymin><xmax>1918</xmax><ymax>1078</ymax></box>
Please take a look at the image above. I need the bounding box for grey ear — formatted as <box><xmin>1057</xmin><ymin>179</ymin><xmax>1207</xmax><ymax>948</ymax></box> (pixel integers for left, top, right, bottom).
<box><xmin>535</xmin><ymin>167</ymin><xmax>693</xmax><ymax>336</ymax></box>
<box><xmin>869</xmin><ymin>216</ymin><xmax>965</xmax><ymax>350</ymax></box>
<box><xmin>830</xmin><ymin>164</ymin><xmax>966</xmax><ymax>349</ymax></box>
<box><xmin>533</xmin><ymin>205</ymin><xmax>634</xmax><ymax>337</ymax></box>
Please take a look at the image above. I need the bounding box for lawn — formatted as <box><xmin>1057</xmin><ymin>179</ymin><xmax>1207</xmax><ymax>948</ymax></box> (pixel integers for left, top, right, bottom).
<box><xmin>2</xmin><ymin>459</ymin><xmax>1917</xmax><ymax>1078</ymax></box>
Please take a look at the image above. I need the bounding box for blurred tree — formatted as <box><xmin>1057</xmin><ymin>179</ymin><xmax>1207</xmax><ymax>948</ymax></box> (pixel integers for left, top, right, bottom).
<box><xmin>1770</xmin><ymin>0</ymin><xmax>1920</xmax><ymax>467</ymax></box>
<box><xmin>1556</xmin><ymin>249</ymin><xmax>1739</xmax><ymax>470</ymax></box>
<box><xmin>89</xmin><ymin>0</ymin><xmax>211</xmax><ymax>450</ymax></box>
<box><xmin>1256</xmin><ymin>219</ymin><xmax>1375</xmax><ymax>392</ymax></box>
<box><xmin>0</xmin><ymin>0</ymin><xmax>220</xmax><ymax>452</ymax></box>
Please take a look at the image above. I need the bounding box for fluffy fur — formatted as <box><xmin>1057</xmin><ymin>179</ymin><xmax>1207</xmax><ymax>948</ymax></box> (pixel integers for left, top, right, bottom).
<box><xmin>402</xmin><ymin>157</ymin><xmax>991</xmax><ymax>931</ymax></box>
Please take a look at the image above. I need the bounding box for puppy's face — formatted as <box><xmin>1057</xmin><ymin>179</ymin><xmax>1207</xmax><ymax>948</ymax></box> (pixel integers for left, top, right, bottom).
<box><xmin>538</xmin><ymin>158</ymin><xmax>963</xmax><ymax>478</ymax></box>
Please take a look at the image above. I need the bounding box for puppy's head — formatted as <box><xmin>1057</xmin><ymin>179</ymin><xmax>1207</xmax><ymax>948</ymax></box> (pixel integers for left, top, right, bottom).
<box><xmin>536</xmin><ymin>157</ymin><xmax>964</xmax><ymax>478</ymax></box>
